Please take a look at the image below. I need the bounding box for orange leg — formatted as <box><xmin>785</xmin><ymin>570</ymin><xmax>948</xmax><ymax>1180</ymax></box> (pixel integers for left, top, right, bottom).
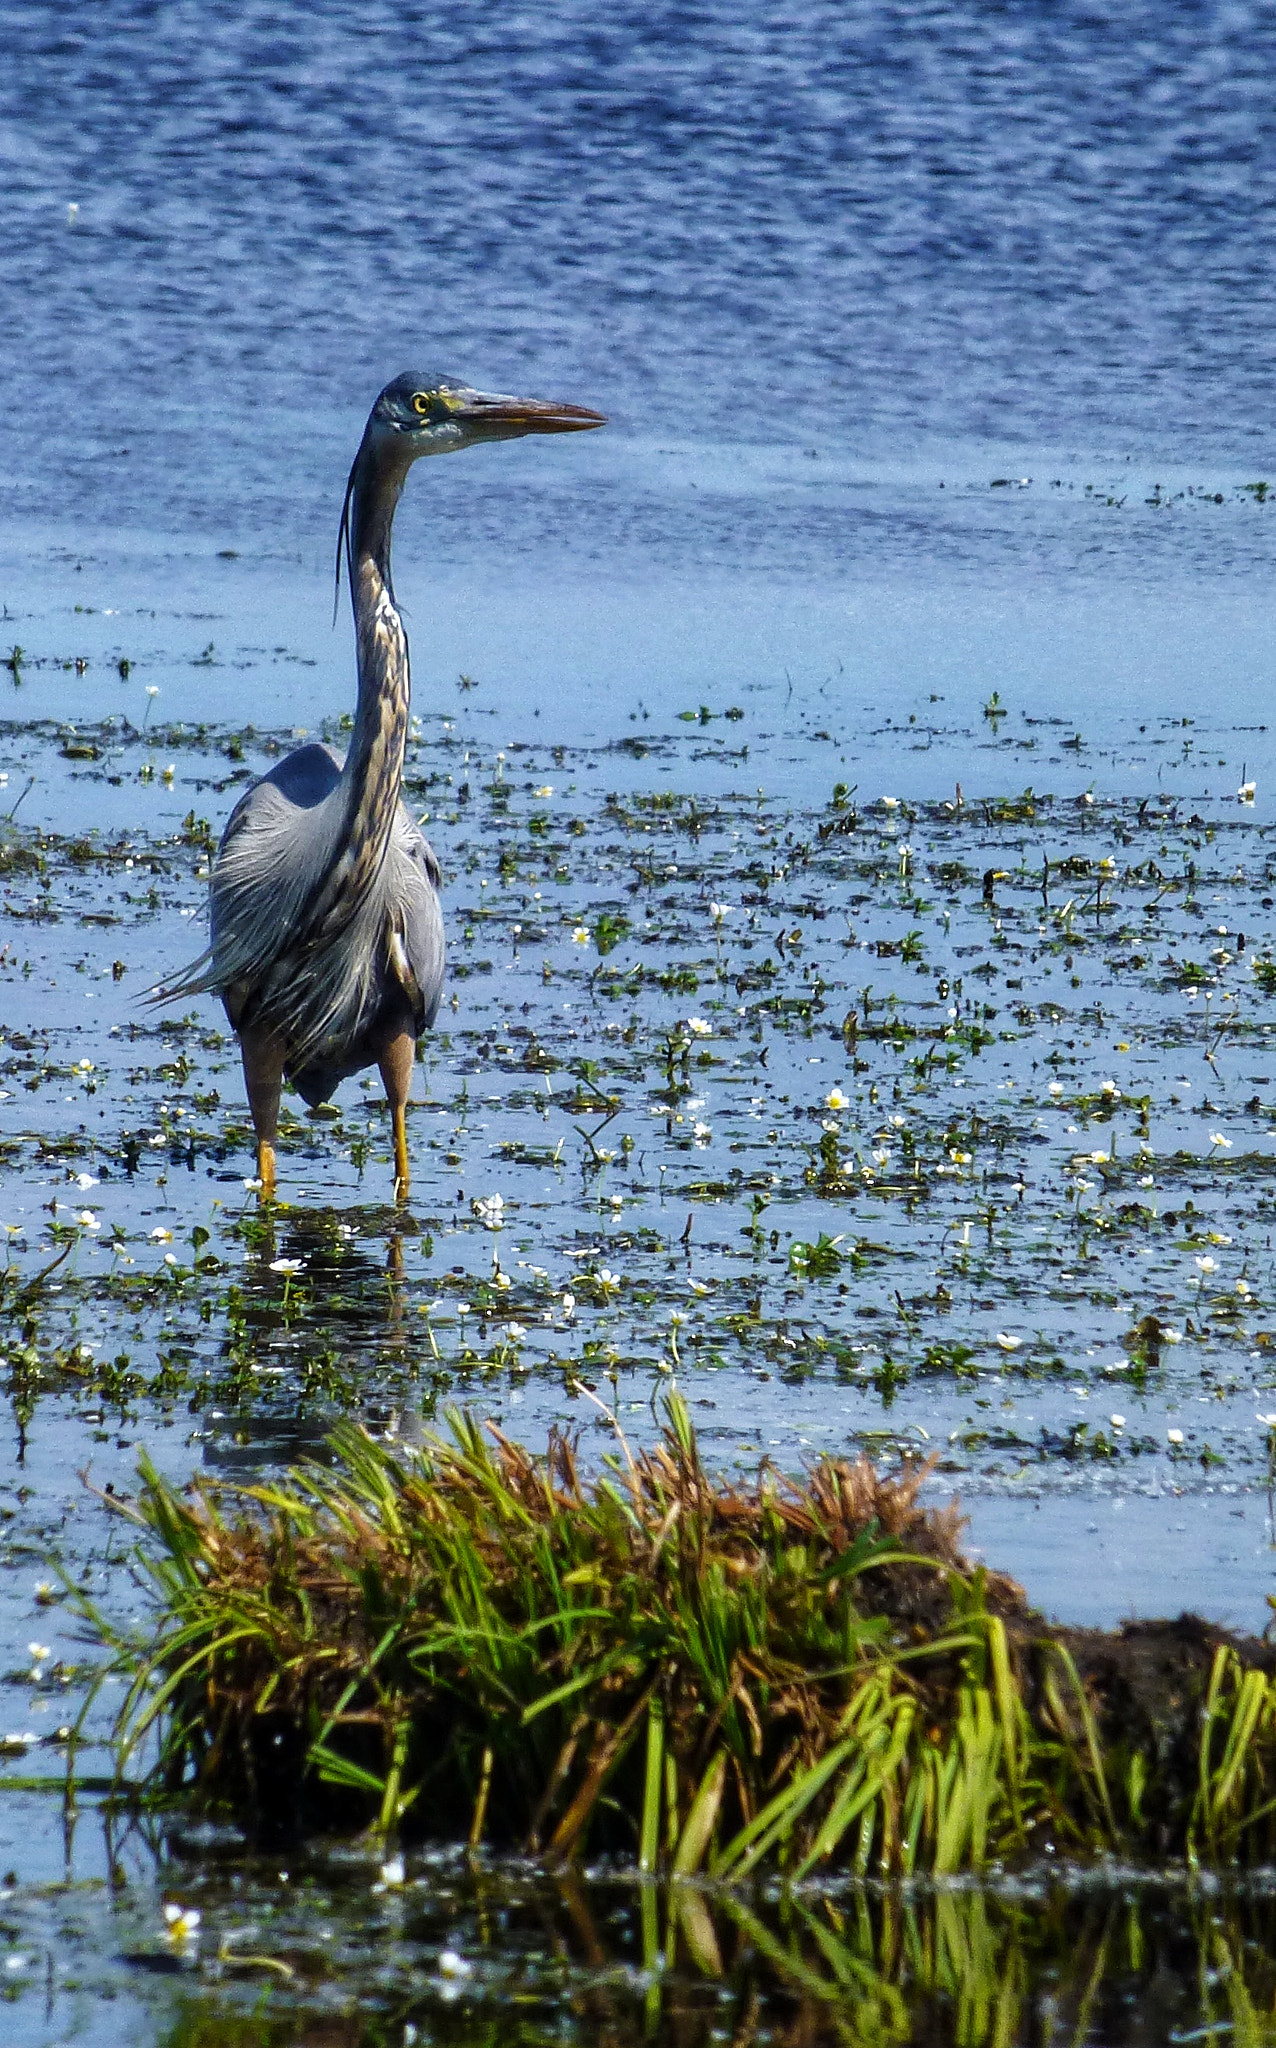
<box><xmin>240</xmin><ymin>1022</ymin><xmax>285</xmax><ymax>1198</ymax></box>
<box><xmin>379</xmin><ymin>1031</ymin><xmax>415</xmax><ymax>1202</ymax></box>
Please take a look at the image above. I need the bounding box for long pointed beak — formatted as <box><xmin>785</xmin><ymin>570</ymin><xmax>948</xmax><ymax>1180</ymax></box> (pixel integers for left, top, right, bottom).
<box><xmin>450</xmin><ymin>389</ymin><xmax>607</xmax><ymax>439</ymax></box>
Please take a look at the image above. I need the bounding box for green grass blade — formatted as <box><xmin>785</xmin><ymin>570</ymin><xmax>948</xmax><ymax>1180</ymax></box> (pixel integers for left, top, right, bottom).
<box><xmin>673</xmin><ymin>1750</ymin><xmax>728</xmax><ymax>1876</ymax></box>
<box><xmin>639</xmin><ymin>1696</ymin><xmax>664</xmax><ymax>1873</ymax></box>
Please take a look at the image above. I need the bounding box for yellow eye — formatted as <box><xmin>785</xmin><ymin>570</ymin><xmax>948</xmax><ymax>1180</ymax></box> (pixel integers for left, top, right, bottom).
<box><xmin>411</xmin><ymin>391</ymin><xmax>432</xmax><ymax>416</ymax></box>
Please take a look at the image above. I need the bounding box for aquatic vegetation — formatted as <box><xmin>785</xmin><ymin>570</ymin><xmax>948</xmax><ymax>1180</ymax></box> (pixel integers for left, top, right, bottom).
<box><xmin>84</xmin><ymin>1397</ymin><xmax>1276</xmax><ymax>1873</ymax></box>
<box><xmin>7</xmin><ymin>705</ymin><xmax>1276</xmax><ymax>1497</ymax></box>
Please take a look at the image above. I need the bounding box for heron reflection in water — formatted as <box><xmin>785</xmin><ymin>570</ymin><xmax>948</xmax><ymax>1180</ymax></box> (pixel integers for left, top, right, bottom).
<box><xmin>202</xmin><ymin>1207</ymin><xmax>425</xmax><ymax>1474</ymax></box>
<box><xmin>157</xmin><ymin>374</ymin><xmax>605</xmax><ymax>1199</ymax></box>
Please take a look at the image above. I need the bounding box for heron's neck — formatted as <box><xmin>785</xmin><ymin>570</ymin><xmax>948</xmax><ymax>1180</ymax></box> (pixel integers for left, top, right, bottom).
<box><xmin>303</xmin><ymin>450</ymin><xmax>413</xmax><ymax>948</ymax></box>
<box><xmin>344</xmin><ymin>472</ymin><xmax>411</xmax><ymax>828</ymax></box>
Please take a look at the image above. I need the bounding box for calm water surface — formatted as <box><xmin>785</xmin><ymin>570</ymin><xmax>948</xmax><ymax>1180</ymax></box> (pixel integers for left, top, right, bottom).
<box><xmin>3</xmin><ymin>3</ymin><xmax>1276</xmax><ymax>2040</ymax></box>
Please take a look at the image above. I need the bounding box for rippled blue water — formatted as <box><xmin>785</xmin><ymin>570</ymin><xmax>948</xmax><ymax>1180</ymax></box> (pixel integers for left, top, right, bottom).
<box><xmin>3</xmin><ymin>1</ymin><xmax>1276</xmax><ymax>767</ymax></box>
<box><xmin>3</xmin><ymin>0</ymin><xmax>1276</xmax><ymax>552</ymax></box>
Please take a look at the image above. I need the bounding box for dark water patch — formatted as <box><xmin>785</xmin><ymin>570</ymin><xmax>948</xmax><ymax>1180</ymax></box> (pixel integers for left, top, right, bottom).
<box><xmin>6</xmin><ymin>1816</ymin><xmax>1276</xmax><ymax>2046</ymax></box>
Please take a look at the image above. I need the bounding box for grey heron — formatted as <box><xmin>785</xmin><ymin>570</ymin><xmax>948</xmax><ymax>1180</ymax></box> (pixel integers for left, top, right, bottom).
<box><xmin>157</xmin><ymin>373</ymin><xmax>605</xmax><ymax>1199</ymax></box>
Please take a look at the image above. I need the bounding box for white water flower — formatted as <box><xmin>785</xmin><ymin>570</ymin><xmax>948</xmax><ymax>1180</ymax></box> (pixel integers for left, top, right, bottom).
<box><xmin>1196</xmin><ymin>1256</ymin><xmax>1217</xmax><ymax>1274</ymax></box>
<box><xmin>150</xmin><ymin>1227</ymin><xmax>173</xmax><ymax>1242</ymax></box>
<box><xmin>73</xmin><ymin>1173</ymin><xmax>99</xmax><ymax>1191</ymax></box>
<box><xmin>1209</xmin><ymin>1132</ymin><xmax>1232</xmax><ymax>1149</ymax></box>
<box><xmin>77</xmin><ymin>1210</ymin><xmax>99</xmax><ymax>1230</ymax></box>
<box><xmin>709</xmin><ymin>902</ymin><xmax>732</xmax><ymax>920</ymax></box>
<box><xmin>269</xmin><ymin>1258</ymin><xmax>303</xmax><ymax>1275</ymax></box>
<box><xmin>686</xmin><ymin>1017</ymin><xmax>711</xmax><ymax>1036</ymax></box>
<box><xmin>1048</xmin><ymin>1082</ymin><xmax>1064</xmax><ymax>1096</ymax></box>
<box><xmin>995</xmin><ymin>1333</ymin><xmax>1021</xmax><ymax>1351</ymax></box>
<box><xmin>163</xmin><ymin>1904</ymin><xmax>201</xmax><ymax>1940</ymax></box>
<box><xmin>1167</xmin><ymin>1428</ymin><xmax>1185</xmax><ymax>1445</ymax></box>
<box><xmin>825</xmin><ymin>1087</ymin><xmax>849</xmax><ymax>1110</ymax></box>
<box><xmin>571</xmin><ymin>926</ymin><xmax>589</xmax><ymax>944</ymax></box>
<box><xmin>1239</xmin><ymin>780</ymin><xmax>1257</xmax><ymax>802</ymax></box>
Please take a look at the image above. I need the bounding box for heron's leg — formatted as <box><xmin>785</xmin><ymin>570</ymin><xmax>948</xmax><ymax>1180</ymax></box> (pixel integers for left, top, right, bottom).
<box><xmin>239</xmin><ymin>1024</ymin><xmax>285</xmax><ymax>1198</ymax></box>
<box><xmin>378</xmin><ymin>1031</ymin><xmax>415</xmax><ymax>1202</ymax></box>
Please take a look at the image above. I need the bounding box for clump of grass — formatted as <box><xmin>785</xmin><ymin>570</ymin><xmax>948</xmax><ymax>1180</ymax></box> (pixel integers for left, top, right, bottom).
<box><xmin>80</xmin><ymin>1397</ymin><xmax>1276</xmax><ymax>1872</ymax></box>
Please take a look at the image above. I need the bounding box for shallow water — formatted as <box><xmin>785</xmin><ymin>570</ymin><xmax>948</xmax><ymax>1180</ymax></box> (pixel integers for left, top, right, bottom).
<box><xmin>4</xmin><ymin>0</ymin><xmax>1276</xmax><ymax>2038</ymax></box>
<box><xmin>8</xmin><ymin>1809</ymin><xmax>1276</xmax><ymax>2048</ymax></box>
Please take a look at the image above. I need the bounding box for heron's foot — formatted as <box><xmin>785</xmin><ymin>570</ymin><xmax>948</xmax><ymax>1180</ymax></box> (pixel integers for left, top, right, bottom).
<box><xmin>256</xmin><ymin>1139</ymin><xmax>277</xmax><ymax>1199</ymax></box>
<box><xmin>391</xmin><ymin>1106</ymin><xmax>410</xmax><ymax>1204</ymax></box>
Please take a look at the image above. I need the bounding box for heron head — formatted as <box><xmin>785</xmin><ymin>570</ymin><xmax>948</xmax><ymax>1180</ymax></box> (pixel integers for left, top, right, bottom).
<box><xmin>371</xmin><ymin>372</ymin><xmax>606</xmax><ymax>458</ymax></box>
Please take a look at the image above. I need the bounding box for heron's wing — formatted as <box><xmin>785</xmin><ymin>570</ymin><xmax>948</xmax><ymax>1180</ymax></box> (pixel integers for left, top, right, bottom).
<box><xmin>153</xmin><ymin>754</ymin><xmax>445</xmax><ymax>1068</ymax></box>
<box><xmin>151</xmin><ymin>744</ymin><xmax>344</xmax><ymax>1005</ymax></box>
<box><xmin>384</xmin><ymin>807</ymin><xmax>446</xmax><ymax>1032</ymax></box>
